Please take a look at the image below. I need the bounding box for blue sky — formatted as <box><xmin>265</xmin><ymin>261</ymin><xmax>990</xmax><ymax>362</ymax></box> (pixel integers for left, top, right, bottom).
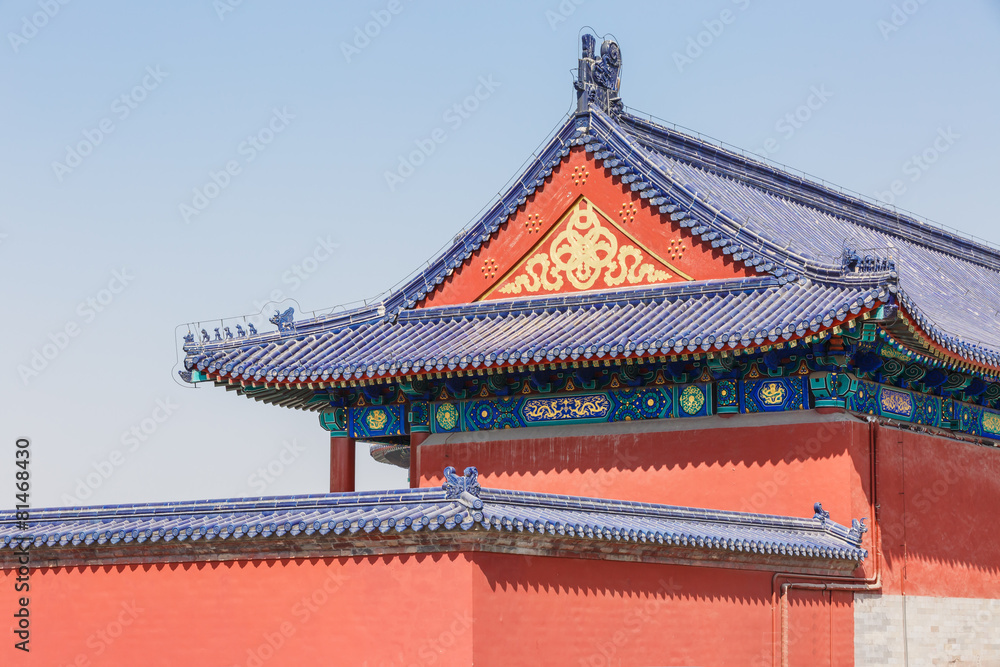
<box><xmin>2</xmin><ymin>0</ymin><xmax>999</xmax><ymax>509</ymax></box>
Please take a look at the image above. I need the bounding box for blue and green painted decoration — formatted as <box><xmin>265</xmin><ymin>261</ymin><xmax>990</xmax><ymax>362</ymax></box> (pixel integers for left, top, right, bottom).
<box><xmin>849</xmin><ymin>379</ymin><xmax>1000</xmax><ymax>438</ymax></box>
<box><xmin>351</xmin><ymin>405</ymin><xmax>407</xmax><ymax>439</ymax></box>
<box><xmin>319</xmin><ymin>373</ymin><xmax>1000</xmax><ymax>441</ymax></box>
<box><xmin>428</xmin><ymin>384</ymin><xmax>708</xmax><ymax>434</ymax></box>
<box><xmin>316</xmin><ymin>324</ymin><xmax>1000</xmax><ymax>444</ymax></box>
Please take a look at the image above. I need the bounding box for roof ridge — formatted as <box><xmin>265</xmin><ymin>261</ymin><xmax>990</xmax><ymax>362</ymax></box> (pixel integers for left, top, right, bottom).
<box><xmin>478</xmin><ymin>487</ymin><xmax>868</xmax><ymax>549</ymax></box>
<box><xmin>400</xmin><ymin>277</ymin><xmax>777</xmax><ymax>321</ymax></box>
<box><xmin>0</xmin><ymin>488</ymin><xmax>450</xmax><ymax>521</ymax></box>
<box><xmin>483</xmin><ymin>487</ymin><xmax>816</xmax><ymax>525</ymax></box>
<box><xmin>179</xmin><ymin>113</ymin><xmax>590</xmax><ymax>356</ymax></box>
<box><xmin>1</xmin><ymin>469</ymin><xmax>869</xmax><ymax>557</ymax></box>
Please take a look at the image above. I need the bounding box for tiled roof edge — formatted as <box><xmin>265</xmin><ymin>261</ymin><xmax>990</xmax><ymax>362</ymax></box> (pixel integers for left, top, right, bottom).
<box><xmin>896</xmin><ymin>289</ymin><xmax>1000</xmax><ymax>367</ymax></box>
<box><xmin>180</xmin><ymin>115</ymin><xmax>589</xmax><ymax>358</ymax></box>
<box><xmin>1</xmin><ymin>469</ymin><xmax>868</xmax><ymax>564</ymax></box>
<box><xmin>478</xmin><ymin>488</ymin><xmax>866</xmax><ymax>549</ymax></box>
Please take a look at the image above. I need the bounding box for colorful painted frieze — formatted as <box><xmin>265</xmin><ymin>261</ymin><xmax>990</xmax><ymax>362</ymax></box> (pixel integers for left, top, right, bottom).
<box><xmin>422</xmin><ymin>385</ymin><xmax>706</xmax><ymax>434</ymax></box>
<box><xmin>329</xmin><ymin>375</ymin><xmax>999</xmax><ymax>441</ymax></box>
<box><xmin>352</xmin><ymin>405</ymin><xmax>407</xmax><ymax>438</ymax></box>
<box><xmin>741</xmin><ymin>378</ymin><xmax>809</xmax><ymax>414</ymax></box>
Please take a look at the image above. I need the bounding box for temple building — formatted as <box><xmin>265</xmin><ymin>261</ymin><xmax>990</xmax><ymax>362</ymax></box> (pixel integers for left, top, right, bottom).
<box><xmin>4</xmin><ymin>35</ymin><xmax>1000</xmax><ymax>666</ymax></box>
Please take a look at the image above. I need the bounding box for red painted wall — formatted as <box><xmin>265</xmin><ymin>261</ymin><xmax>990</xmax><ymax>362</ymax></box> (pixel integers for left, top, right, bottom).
<box><xmin>6</xmin><ymin>416</ymin><xmax>998</xmax><ymax>666</ymax></box>
<box><xmin>472</xmin><ymin>552</ymin><xmax>852</xmax><ymax>667</ymax></box>
<box><xmin>785</xmin><ymin>590</ymin><xmax>855</xmax><ymax>667</ymax></box>
<box><xmin>1</xmin><ymin>553</ymin><xmax>475</xmax><ymax>667</ymax></box>
<box><xmin>1</xmin><ymin>549</ymin><xmax>854</xmax><ymax>667</ymax></box>
<box><xmin>873</xmin><ymin>425</ymin><xmax>1000</xmax><ymax>599</ymax></box>
<box><xmin>419</xmin><ymin>416</ymin><xmax>870</xmax><ymax>531</ymax></box>
<box><xmin>419</xmin><ymin>414</ymin><xmax>1000</xmax><ymax>601</ymax></box>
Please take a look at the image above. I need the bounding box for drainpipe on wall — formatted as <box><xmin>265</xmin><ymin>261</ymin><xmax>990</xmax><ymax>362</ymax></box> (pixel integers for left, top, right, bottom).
<box><xmin>771</xmin><ymin>418</ymin><xmax>884</xmax><ymax>667</ymax></box>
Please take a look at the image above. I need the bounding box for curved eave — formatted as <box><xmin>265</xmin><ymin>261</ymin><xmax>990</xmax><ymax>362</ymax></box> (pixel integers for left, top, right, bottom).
<box><xmin>178</xmin><ymin>116</ymin><xmax>587</xmax><ymax>356</ymax></box>
<box><xmin>182</xmin><ymin>275</ymin><xmax>894</xmax><ymax>406</ymax></box>
<box><xmin>370</xmin><ymin>443</ymin><xmax>410</xmax><ymax>469</ymax></box>
<box><xmin>884</xmin><ymin>303</ymin><xmax>1000</xmax><ymax>379</ymax></box>
<box><xmin>188</xmin><ymin>311</ymin><xmax>885</xmax><ymax>411</ymax></box>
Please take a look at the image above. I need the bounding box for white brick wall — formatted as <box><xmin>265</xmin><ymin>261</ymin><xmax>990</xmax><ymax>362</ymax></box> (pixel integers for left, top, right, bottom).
<box><xmin>856</xmin><ymin>594</ymin><xmax>1000</xmax><ymax>666</ymax></box>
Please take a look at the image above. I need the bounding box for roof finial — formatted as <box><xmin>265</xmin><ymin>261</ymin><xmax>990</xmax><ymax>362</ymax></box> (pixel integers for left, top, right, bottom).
<box><xmin>443</xmin><ymin>466</ymin><xmax>481</xmax><ymax>499</ymax></box>
<box><xmin>575</xmin><ymin>33</ymin><xmax>623</xmax><ymax>116</ymax></box>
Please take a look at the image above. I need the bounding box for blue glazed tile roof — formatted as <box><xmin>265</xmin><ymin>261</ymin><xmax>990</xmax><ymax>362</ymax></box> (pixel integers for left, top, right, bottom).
<box><xmin>0</xmin><ymin>470</ymin><xmax>867</xmax><ymax>564</ymax></box>
<box><xmin>184</xmin><ymin>277</ymin><xmax>891</xmax><ymax>386</ymax></box>
<box><xmin>478</xmin><ymin>488</ymin><xmax>867</xmax><ymax>562</ymax></box>
<box><xmin>182</xmin><ymin>97</ymin><xmax>1000</xmax><ymax>383</ymax></box>
<box><xmin>609</xmin><ymin>112</ymin><xmax>1000</xmax><ymax>366</ymax></box>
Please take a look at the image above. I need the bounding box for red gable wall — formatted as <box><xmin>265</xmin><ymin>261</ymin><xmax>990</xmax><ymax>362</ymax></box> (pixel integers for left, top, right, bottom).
<box><xmin>419</xmin><ymin>147</ymin><xmax>755</xmax><ymax>308</ymax></box>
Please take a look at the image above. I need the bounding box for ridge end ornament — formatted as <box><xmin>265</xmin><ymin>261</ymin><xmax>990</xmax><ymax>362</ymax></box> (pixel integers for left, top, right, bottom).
<box><xmin>575</xmin><ymin>34</ymin><xmax>623</xmax><ymax>115</ymax></box>
<box><xmin>443</xmin><ymin>466</ymin><xmax>481</xmax><ymax>499</ymax></box>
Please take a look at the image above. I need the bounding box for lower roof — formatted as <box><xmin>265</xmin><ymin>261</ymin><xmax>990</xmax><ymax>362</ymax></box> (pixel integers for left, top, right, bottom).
<box><xmin>0</xmin><ymin>467</ymin><xmax>867</xmax><ymax>570</ymax></box>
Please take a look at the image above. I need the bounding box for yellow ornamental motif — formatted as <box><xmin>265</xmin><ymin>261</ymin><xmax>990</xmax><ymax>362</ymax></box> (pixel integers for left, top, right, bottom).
<box><xmin>880</xmin><ymin>346</ymin><xmax>912</xmax><ymax>362</ymax></box>
<box><xmin>498</xmin><ymin>253</ymin><xmax>564</xmax><ymax>295</ymax></box>
<box><xmin>604</xmin><ymin>245</ymin><xmax>674</xmax><ymax>287</ymax></box>
<box><xmin>366</xmin><ymin>409</ymin><xmax>388</xmax><ymax>431</ymax></box>
<box><xmin>679</xmin><ymin>386</ymin><xmax>705</xmax><ymax>415</ymax></box>
<box><xmin>759</xmin><ymin>382</ymin><xmax>788</xmax><ymax>406</ymax></box>
<box><xmin>498</xmin><ymin>201</ymin><xmax>676</xmax><ymax>295</ymax></box>
<box><xmin>436</xmin><ymin>403</ymin><xmax>460</xmax><ymax>430</ymax></box>
<box><xmin>983</xmin><ymin>412</ymin><xmax>1000</xmax><ymax>435</ymax></box>
<box><xmin>549</xmin><ymin>206</ymin><xmax>618</xmax><ymax>289</ymax></box>
<box><xmin>522</xmin><ymin>395</ymin><xmax>611</xmax><ymax>422</ymax></box>
<box><xmin>880</xmin><ymin>390</ymin><xmax>913</xmax><ymax>416</ymax></box>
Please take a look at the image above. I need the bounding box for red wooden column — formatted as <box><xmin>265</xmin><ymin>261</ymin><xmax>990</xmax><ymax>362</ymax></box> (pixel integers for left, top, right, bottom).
<box><xmin>329</xmin><ymin>436</ymin><xmax>356</xmax><ymax>493</ymax></box>
<box><xmin>409</xmin><ymin>432</ymin><xmax>429</xmax><ymax>488</ymax></box>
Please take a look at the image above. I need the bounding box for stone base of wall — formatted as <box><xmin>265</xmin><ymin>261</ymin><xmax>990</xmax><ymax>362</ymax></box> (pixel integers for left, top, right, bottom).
<box><xmin>856</xmin><ymin>593</ymin><xmax>1000</xmax><ymax>666</ymax></box>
